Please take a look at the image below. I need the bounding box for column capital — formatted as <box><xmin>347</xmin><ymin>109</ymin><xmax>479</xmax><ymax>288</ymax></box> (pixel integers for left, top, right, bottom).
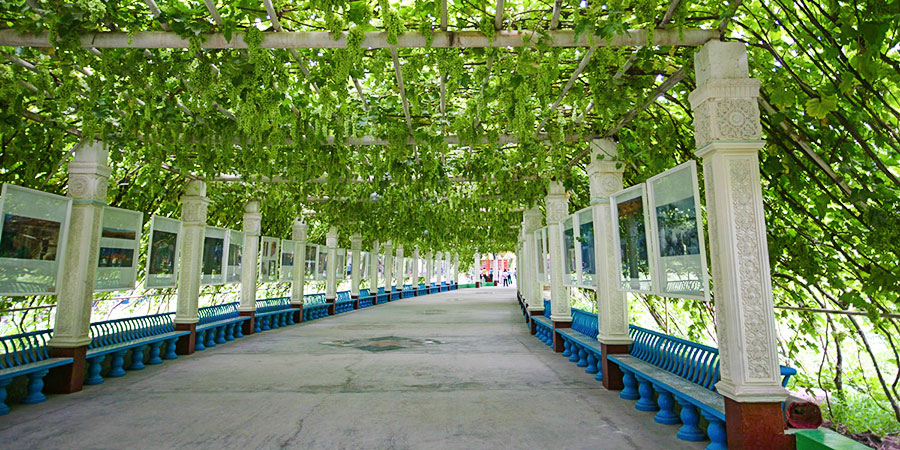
<box><xmin>586</xmin><ymin>140</ymin><xmax>623</xmax><ymax>200</ymax></box>
<box><xmin>243</xmin><ymin>200</ymin><xmax>261</xmax><ymax>235</ymax></box>
<box><xmin>292</xmin><ymin>220</ymin><xmax>308</xmax><ymax>242</ymax></box>
<box><xmin>545</xmin><ymin>181</ymin><xmax>568</xmax><ymax>224</ymax></box>
<box><xmin>326</xmin><ymin>226</ymin><xmax>338</xmax><ymax>247</ymax></box>
<box><xmin>523</xmin><ymin>206</ymin><xmax>542</xmax><ymax>232</ymax></box>
<box><xmin>67</xmin><ymin>140</ymin><xmax>111</xmax><ymax>203</ymax></box>
<box><xmin>181</xmin><ymin>181</ymin><xmax>209</xmax><ymax>225</ymax></box>
<box><xmin>350</xmin><ymin>233</ymin><xmax>362</xmax><ymax>249</ymax></box>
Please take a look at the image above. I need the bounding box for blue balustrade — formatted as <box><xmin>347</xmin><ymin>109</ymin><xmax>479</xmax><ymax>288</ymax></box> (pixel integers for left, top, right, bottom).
<box><xmin>254</xmin><ymin>297</ymin><xmax>297</xmax><ymax>332</ymax></box>
<box><xmin>0</xmin><ymin>329</ymin><xmax>74</xmax><ymax>414</ymax></box>
<box><xmin>85</xmin><ymin>312</ymin><xmax>187</xmax><ymax>385</ymax></box>
<box><xmin>358</xmin><ymin>289</ymin><xmax>374</xmax><ymax>308</ymax></box>
<box><xmin>195</xmin><ymin>302</ymin><xmax>248</xmax><ymax>352</ymax></box>
<box><xmin>335</xmin><ymin>291</ymin><xmax>354</xmax><ymax>314</ymax></box>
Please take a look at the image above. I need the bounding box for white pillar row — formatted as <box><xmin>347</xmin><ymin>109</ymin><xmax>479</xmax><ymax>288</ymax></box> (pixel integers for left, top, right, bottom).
<box><xmin>451</xmin><ymin>252</ymin><xmax>459</xmax><ymax>285</ymax></box>
<box><xmin>325</xmin><ymin>226</ymin><xmax>338</xmax><ymax>301</ymax></box>
<box><xmin>395</xmin><ymin>245</ymin><xmax>404</xmax><ymax>291</ymax></box>
<box><xmin>239</xmin><ymin>200</ymin><xmax>261</xmax><ymax>333</ymax></box>
<box><xmin>350</xmin><ymin>233</ymin><xmax>362</xmax><ymax>299</ymax></box>
<box><xmin>290</xmin><ymin>220</ymin><xmax>307</xmax><ymax>318</ymax></box>
<box><xmin>545</xmin><ymin>180</ymin><xmax>571</xmax><ymax>351</ymax></box>
<box><xmin>425</xmin><ymin>252</ymin><xmax>434</xmax><ymax>286</ymax></box>
<box><xmin>689</xmin><ymin>41</ymin><xmax>789</xmax><ymax>447</ymax></box>
<box><xmin>48</xmin><ymin>140</ymin><xmax>110</xmax><ymax>393</ymax></box>
<box><xmin>382</xmin><ymin>240</ymin><xmax>393</xmax><ymax>294</ymax></box>
<box><xmin>368</xmin><ymin>240</ymin><xmax>379</xmax><ymax>293</ymax></box>
<box><xmin>523</xmin><ymin>206</ymin><xmax>543</xmax><ymax>315</ymax></box>
<box><xmin>586</xmin><ymin>138</ymin><xmax>632</xmax><ymax>389</ymax></box>
<box><xmin>412</xmin><ymin>247</ymin><xmax>420</xmax><ymax>286</ymax></box>
<box><xmin>174</xmin><ymin>180</ymin><xmax>209</xmax><ymax>354</ymax></box>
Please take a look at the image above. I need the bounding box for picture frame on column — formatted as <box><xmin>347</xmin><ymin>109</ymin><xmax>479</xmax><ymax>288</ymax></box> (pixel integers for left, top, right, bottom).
<box><xmin>610</xmin><ymin>184</ymin><xmax>656</xmax><ymax>295</ymax></box>
<box><xmin>304</xmin><ymin>245</ymin><xmax>318</xmax><ymax>282</ymax></box>
<box><xmin>258</xmin><ymin>236</ymin><xmax>280</xmax><ymax>283</ymax></box>
<box><xmin>279</xmin><ymin>239</ymin><xmax>297</xmax><ymax>282</ymax></box>
<box><xmin>0</xmin><ymin>184</ymin><xmax>73</xmax><ymax>296</ymax></box>
<box><xmin>95</xmin><ymin>205</ymin><xmax>143</xmax><ymax>292</ymax></box>
<box><xmin>317</xmin><ymin>245</ymin><xmax>328</xmax><ymax>280</ymax></box>
<box><xmin>225</xmin><ymin>229</ymin><xmax>243</xmax><ymax>284</ymax></box>
<box><xmin>558</xmin><ymin>207</ymin><xmax>597</xmax><ymax>290</ymax></box>
<box><xmin>145</xmin><ymin>215</ymin><xmax>183</xmax><ymax>289</ymax></box>
<box><xmin>200</xmin><ymin>226</ymin><xmax>229</xmax><ymax>286</ymax></box>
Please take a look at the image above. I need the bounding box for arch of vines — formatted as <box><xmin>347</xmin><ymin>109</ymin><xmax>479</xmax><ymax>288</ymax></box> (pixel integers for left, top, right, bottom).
<box><xmin>1</xmin><ymin>0</ymin><xmax>899</xmax><ymax>435</ymax></box>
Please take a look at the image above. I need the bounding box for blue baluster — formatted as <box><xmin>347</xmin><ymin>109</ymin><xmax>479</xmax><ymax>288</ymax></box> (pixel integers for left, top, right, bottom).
<box><xmin>109</xmin><ymin>350</ymin><xmax>128</xmax><ymax>377</ymax></box>
<box><xmin>147</xmin><ymin>342</ymin><xmax>164</xmax><ymax>365</ymax></box>
<box><xmin>225</xmin><ymin>323</ymin><xmax>235</xmax><ymax>341</ymax></box>
<box><xmin>85</xmin><ymin>355</ymin><xmax>106</xmax><ymax>384</ymax></box>
<box><xmin>586</xmin><ymin>352</ymin><xmax>599</xmax><ymax>374</ymax></box>
<box><xmin>195</xmin><ymin>330</ymin><xmax>207</xmax><ymax>351</ymax></box>
<box><xmin>653</xmin><ymin>386</ymin><xmax>680</xmax><ymax>425</ymax></box>
<box><xmin>261</xmin><ymin>316</ymin><xmax>271</xmax><ymax>331</ymax></box>
<box><xmin>594</xmin><ymin>366</ymin><xmax>603</xmax><ymax>382</ymax></box>
<box><xmin>205</xmin><ymin>328</ymin><xmax>217</xmax><ymax>348</ymax></box>
<box><xmin>634</xmin><ymin>375</ymin><xmax>659</xmax><ymax>412</ymax></box>
<box><xmin>215</xmin><ymin>326</ymin><xmax>226</xmax><ymax>344</ymax></box>
<box><xmin>701</xmin><ymin>411</ymin><xmax>727</xmax><ymax>450</ymax></box>
<box><xmin>234</xmin><ymin>322</ymin><xmax>244</xmax><ymax>339</ymax></box>
<box><xmin>0</xmin><ymin>378</ymin><xmax>11</xmax><ymax>415</ymax></box>
<box><xmin>22</xmin><ymin>369</ymin><xmax>49</xmax><ymax>404</ymax></box>
<box><xmin>568</xmin><ymin>344</ymin><xmax>580</xmax><ymax>363</ymax></box>
<box><xmin>129</xmin><ymin>345</ymin><xmax>147</xmax><ymax>370</ymax></box>
<box><xmin>561</xmin><ymin>340</ymin><xmax>572</xmax><ymax>358</ymax></box>
<box><xmin>577</xmin><ymin>349</ymin><xmax>588</xmax><ymax>367</ymax></box>
<box><xmin>254</xmin><ymin>318</ymin><xmax>262</xmax><ymax>333</ymax></box>
<box><xmin>675</xmin><ymin>398</ymin><xmax>706</xmax><ymax>441</ymax></box>
<box><xmin>620</xmin><ymin>370</ymin><xmax>640</xmax><ymax>400</ymax></box>
<box><xmin>164</xmin><ymin>338</ymin><xmax>179</xmax><ymax>360</ymax></box>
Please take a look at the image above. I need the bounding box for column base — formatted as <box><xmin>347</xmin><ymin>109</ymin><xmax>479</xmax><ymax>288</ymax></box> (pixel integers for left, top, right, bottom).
<box><xmin>724</xmin><ymin>398</ymin><xmax>794</xmax><ymax>450</ymax></box>
<box><xmin>326</xmin><ymin>298</ymin><xmax>335</xmax><ymax>315</ymax></box>
<box><xmin>475</xmin><ymin>282</ymin><xmax>481</xmax><ymax>288</ymax></box>
<box><xmin>174</xmin><ymin>323</ymin><xmax>196</xmax><ymax>355</ymax></box>
<box><xmin>552</xmin><ymin>320</ymin><xmax>571</xmax><ymax>352</ymax></box>
<box><xmin>528</xmin><ymin>309</ymin><xmax>544</xmax><ymax>335</ymax></box>
<box><xmin>240</xmin><ymin>311</ymin><xmax>255</xmax><ymax>335</ymax></box>
<box><xmin>290</xmin><ymin>303</ymin><xmax>304</xmax><ymax>323</ymax></box>
<box><xmin>351</xmin><ymin>296</ymin><xmax>359</xmax><ymax>310</ymax></box>
<box><xmin>601</xmin><ymin>343</ymin><xmax>630</xmax><ymax>390</ymax></box>
<box><xmin>46</xmin><ymin>345</ymin><xmax>87</xmax><ymax>394</ymax></box>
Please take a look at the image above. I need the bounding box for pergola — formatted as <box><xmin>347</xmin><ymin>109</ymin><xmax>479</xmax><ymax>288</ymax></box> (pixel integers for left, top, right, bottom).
<box><xmin>1</xmin><ymin>1</ymin><xmax>806</xmax><ymax>449</ymax></box>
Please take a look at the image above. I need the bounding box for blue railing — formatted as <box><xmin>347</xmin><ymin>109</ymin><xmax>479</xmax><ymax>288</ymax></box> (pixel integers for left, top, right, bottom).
<box><xmin>198</xmin><ymin>302</ymin><xmax>240</xmax><ymax>325</ymax></box>
<box><xmin>305</xmin><ymin>293</ymin><xmax>327</xmax><ymax>305</ymax></box>
<box><xmin>0</xmin><ymin>329</ymin><xmax>54</xmax><ymax>369</ymax></box>
<box><xmin>572</xmin><ymin>309</ymin><xmax>599</xmax><ymax>339</ymax></box>
<box><xmin>628</xmin><ymin>325</ymin><xmax>720</xmax><ymax>391</ymax></box>
<box><xmin>337</xmin><ymin>291</ymin><xmax>351</xmax><ymax>302</ymax></box>
<box><xmin>88</xmin><ymin>313</ymin><xmax>175</xmax><ymax>349</ymax></box>
<box><xmin>256</xmin><ymin>297</ymin><xmax>292</xmax><ymax>313</ymax></box>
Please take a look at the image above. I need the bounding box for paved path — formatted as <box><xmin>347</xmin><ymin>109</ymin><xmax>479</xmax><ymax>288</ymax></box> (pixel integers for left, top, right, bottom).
<box><xmin>0</xmin><ymin>287</ymin><xmax>703</xmax><ymax>449</ymax></box>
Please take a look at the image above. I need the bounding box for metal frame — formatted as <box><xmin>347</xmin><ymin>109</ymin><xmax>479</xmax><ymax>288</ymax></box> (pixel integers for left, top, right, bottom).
<box><xmin>226</xmin><ymin>229</ymin><xmax>244</xmax><ymax>284</ymax></box>
<box><xmin>145</xmin><ymin>214</ymin><xmax>183</xmax><ymax>289</ymax></box>
<box><xmin>95</xmin><ymin>205</ymin><xmax>143</xmax><ymax>292</ymax></box>
<box><xmin>610</xmin><ymin>184</ymin><xmax>657</xmax><ymax>295</ymax></box>
<box><xmin>200</xmin><ymin>225</ymin><xmax>229</xmax><ymax>286</ymax></box>
<box><xmin>258</xmin><ymin>236</ymin><xmax>280</xmax><ymax>283</ymax></box>
<box><xmin>279</xmin><ymin>239</ymin><xmax>297</xmax><ymax>283</ymax></box>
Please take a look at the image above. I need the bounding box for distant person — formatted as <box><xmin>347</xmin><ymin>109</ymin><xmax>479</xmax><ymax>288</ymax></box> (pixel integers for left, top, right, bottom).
<box><xmin>502</xmin><ymin>269</ymin><xmax>511</xmax><ymax>286</ymax></box>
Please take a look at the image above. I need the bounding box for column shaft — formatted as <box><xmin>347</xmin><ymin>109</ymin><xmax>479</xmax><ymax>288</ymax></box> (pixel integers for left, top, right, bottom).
<box><xmin>291</xmin><ymin>220</ymin><xmax>308</xmax><ymax>321</ymax></box>
<box><xmin>239</xmin><ymin>201</ymin><xmax>261</xmax><ymax>334</ymax></box>
<box><xmin>173</xmin><ymin>180</ymin><xmax>209</xmax><ymax>355</ymax></box>
<box><xmin>546</xmin><ymin>181</ymin><xmax>571</xmax><ymax>352</ymax></box>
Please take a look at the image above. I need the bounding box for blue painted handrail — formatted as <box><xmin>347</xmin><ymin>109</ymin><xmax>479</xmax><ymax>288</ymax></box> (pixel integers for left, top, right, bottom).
<box><xmin>88</xmin><ymin>313</ymin><xmax>176</xmax><ymax>350</ymax></box>
<box><xmin>359</xmin><ymin>288</ymin><xmax>371</xmax><ymax>297</ymax></box>
<box><xmin>571</xmin><ymin>309</ymin><xmax>599</xmax><ymax>339</ymax></box>
<box><xmin>0</xmin><ymin>329</ymin><xmax>54</xmax><ymax>369</ymax></box>
<box><xmin>337</xmin><ymin>291</ymin><xmax>351</xmax><ymax>302</ymax></box>
<box><xmin>198</xmin><ymin>302</ymin><xmax>240</xmax><ymax>325</ymax></box>
<box><xmin>255</xmin><ymin>297</ymin><xmax>292</xmax><ymax>313</ymax></box>
<box><xmin>304</xmin><ymin>293</ymin><xmax>327</xmax><ymax>305</ymax></box>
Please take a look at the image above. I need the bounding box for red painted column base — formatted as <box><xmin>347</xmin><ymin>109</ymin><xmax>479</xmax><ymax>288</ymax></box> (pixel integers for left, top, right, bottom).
<box><xmin>326</xmin><ymin>298</ymin><xmax>335</xmax><ymax>315</ymax></box>
<box><xmin>724</xmin><ymin>398</ymin><xmax>795</xmax><ymax>450</ymax></box>
<box><xmin>46</xmin><ymin>345</ymin><xmax>87</xmax><ymax>394</ymax></box>
<box><xmin>528</xmin><ymin>310</ymin><xmax>543</xmax><ymax>335</ymax></box>
<box><xmin>291</xmin><ymin>304</ymin><xmax>304</xmax><ymax>323</ymax></box>
<box><xmin>601</xmin><ymin>343</ymin><xmax>630</xmax><ymax>390</ymax></box>
<box><xmin>240</xmin><ymin>311</ymin><xmax>255</xmax><ymax>335</ymax></box>
<box><xmin>351</xmin><ymin>295</ymin><xmax>359</xmax><ymax>310</ymax></box>
<box><xmin>174</xmin><ymin>323</ymin><xmax>196</xmax><ymax>355</ymax></box>
<box><xmin>475</xmin><ymin>282</ymin><xmax>481</xmax><ymax>288</ymax></box>
<box><xmin>552</xmin><ymin>320</ymin><xmax>571</xmax><ymax>352</ymax></box>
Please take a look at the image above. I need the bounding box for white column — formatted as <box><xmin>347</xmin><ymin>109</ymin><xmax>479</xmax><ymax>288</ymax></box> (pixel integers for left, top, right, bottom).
<box><xmin>50</xmin><ymin>140</ymin><xmax>110</xmax><ymax>350</ymax></box>
<box><xmin>382</xmin><ymin>240</ymin><xmax>393</xmax><ymax>293</ymax></box>
<box><xmin>174</xmin><ymin>180</ymin><xmax>209</xmax><ymax>325</ymax></box>
<box><xmin>451</xmin><ymin>252</ymin><xmax>459</xmax><ymax>284</ymax></box>
<box><xmin>425</xmin><ymin>252</ymin><xmax>434</xmax><ymax>285</ymax></box>
<box><xmin>239</xmin><ymin>201</ymin><xmax>261</xmax><ymax>313</ymax></box>
<box><xmin>491</xmin><ymin>253</ymin><xmax>499</xmax><ymax>283</ymax></box>
<box><xmin>412</xmin><ymin>247</ymin><xmax>420</xmax><ymax>284</ymax></box>
<box><xmin>350</xmin><ymin>233</ymin><xmax>362</xmax><ymax>297</ymax></box>
<box><xmin>689</xmin><ymin>41</ymin><xmax>786</xmax><ymax>403</ymax></box>
<box><xmin>395</xmin><ymin>245</ymin><xmax>405</xmax><ymax>289</ymax></box>
<box><xmin>523</xmin><ymin>207</ymin><xmax>543</xmax><ymax>312</ymax></box>
<box><xmin>368</xmin><ymin>240</ymin><xmax>379</xmax><ymax>291</ymax></box>
<box><xmin>325</xmin><ymin>226</ymin><xmax>338</xmax><ymax>300</ymax></box>
<box><xmin>546</xmin><ymin>181</ymin><xmax>570</xmax><ymax>323</ymax></box>
<box><xmin>473</xmin><ymin>252</ymin><xmax>479</xmax><ymax>284</ymax></box>
<box><xmin>587</xmin><ymin>139</ymin><xmax>631</xmax><ymax>346</ymax></box>
<box><xmin>291</xmin><ymin>220</ymin><xmax>307</xmax><ymax>306</ymax></box>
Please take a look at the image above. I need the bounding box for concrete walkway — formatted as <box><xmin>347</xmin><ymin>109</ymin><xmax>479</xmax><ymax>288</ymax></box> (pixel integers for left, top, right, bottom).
<box><xmin>0</xmin><ymin>287</ymin><xmax>703</xmax><ymax>449</ymax></box>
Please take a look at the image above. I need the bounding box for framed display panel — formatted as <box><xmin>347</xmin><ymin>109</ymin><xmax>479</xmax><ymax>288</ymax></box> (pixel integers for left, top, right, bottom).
<box><xmin>418</xmin><ymin>258</ymin><xmax>426</xmax><ymax>278</ymax></box>
<box><xmin>0</xmin><ymin>184</ymin><xmax>72</xmax><ymax>296</ymax></box>
<box><xmin>259</xmin><ymin>236</ymin><xmax>279</xmax><ymax>283</ymax></box>
<box><xmin>335</xmin><ymin>248</ymin><xmax>346</xmax><ymax>280</ymax></box>
<box><xmin>316</xmin><ymin>245</ymin><xmax>328</xmax><ymax>280</ymax></box>
<box><xmin>561</xmin><ymin>216</ymin><xmax>578</xmax><ymax>286</ymax></box>
<box><xmin>145</xmin><ymin>215</ymin><xmax>182</xmax><ymax>289</ymax></box>
<box><xmin>646</xmin><ymin>161</ymin><xmax>710</xmax><ymax>301</ymax></box>
<box><xmin>405</xmin><ymin>258</ymin><xmax>414</xmax><ymax>280</ymax></box>
<box><xmin>534</xmin><ymin>227</ymin><xmax>549</xmax><ymax>284</ymax></box>
<box><xmin>376</xmin><ymin>253</ymin><xmax>384</xmax><ymax>284</ymax></box>
<box><xmin>359</xmin><ymin>251</ymin><xmax>370</xmax><ymax>279</ymax></box>
<box><xmin>95</xmin><ymin>206</ymin><xmax>143</xmax><ymax>292</ymax></box>
<box><xmin>576</xmin><ymin>207</ymin><xmax>597</xmax><ymax>288</ymax></box>
<box><xmin>610</xmin><ymin>184</ymin><xmax>656</xmax><ymax>294</ymax></box>
<box><xmin>226</xmin><ymin>229</ymin><xmax>243</xmax><ymax>284</ymax></box>
<box><xmin>279</xmin><ymin>240</ymin><xmax>297</xmax><ymax>282</ymax></box>
<box><xmin>345</xmin><ymin>250</ymin><xmax>353</xmax><ymax>278</ymax></box>
<box><xmin>304</xmin><ymin>244</ymin><xmax>318</xmax><ymax>281</ymax></box>
<box><xmin>200</xmin><ymin>226</ymin><xmax>228</xmax><ymax>286</ymax></box>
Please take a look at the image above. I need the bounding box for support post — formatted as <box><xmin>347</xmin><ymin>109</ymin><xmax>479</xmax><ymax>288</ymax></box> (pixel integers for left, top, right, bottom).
<box><xmin>47</xmin><ymin>140</ymin><xmax>110</xmax><ymax>394</ymax></box>
<box><xmin>546</xmin><ymin>181</ymin><xmax>571</xmax><ymax>351</ymax></box>
<box><xmin>587</xmin><ymin>139</ymin><xmax>632</xmax><ymax>389</ymax></box>
<box><xmin>368</xmin><ymin>241</ymin><xmax>379</xmax><ymax>304</ymax></box>
<box><xmin>425</xmin><ymin>252</ymin><xmax>434</xmax><ymax>288</ymax></box>
<box><xmin>382</xmin><ymin>240</ymin><xmax>393</xmax><ymax>300</ymax></box>
<box><xmin>395</xmin><ymin>245</ymin><xmax>404</xmax><ymax>293</ymax></box>
<box><xmin>174</xmin><ymin>180</ymin><xmax>209</xmax><ymax>355</ymax></box>
<box><xmin>689</xmin><ymin>41</ymin><xmax>791</xmax><ymax>450</ymax></box>
<box><xmin>523</xmin><ymin>207</ymin><xmax>543</xmax><ymax>335</ymax></box>
<box><xmin>451</xmin><ymin>252</ymin><xmax>459</xmax><ymax>286</ymax></box>
<box><xmin>239</xmin><ymin>201</ymin><xmax>261</xmax><ymax>335</ymax></box>
<box><xmin>291</xmin><ymin>220</ymin><xmax>307</xmax><ymax>322</ymax></box>
<box><xmin>325</xmin><ymin>226</ymin><xmax>338</xmax><ymax>314</ymax></box>
<box><xmin>350</xmin><ymin>233</ymin><xmax>362</xmax><ymax>308</ymax></box>
<box><xmin>473</xmin><ymin>252</ymin><xmax>480</xmax><ymax>287</ymax></box>
<box><xmin>491</xmin><ymin>253</ymin><xmax>499</xmax><ymax>285</ymax></box>
<box><xmin>412</xmin><ymin>247</ymin><xmax>420</xmax><ymax>294</ymax></box>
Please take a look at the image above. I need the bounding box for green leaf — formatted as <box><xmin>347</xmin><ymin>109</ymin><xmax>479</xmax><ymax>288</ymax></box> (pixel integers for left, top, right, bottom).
<box><xmin>805</xmin><ymin>96</ymin><xmax>838</xmax><ymax>119</ymax></box>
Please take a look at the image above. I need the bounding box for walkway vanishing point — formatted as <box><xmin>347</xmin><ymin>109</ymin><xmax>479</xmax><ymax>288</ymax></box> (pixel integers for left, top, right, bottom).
<box><xmin>0</xmin><ymin>287</ymin><xmax>702</xmax><ymax>449</ymax></box>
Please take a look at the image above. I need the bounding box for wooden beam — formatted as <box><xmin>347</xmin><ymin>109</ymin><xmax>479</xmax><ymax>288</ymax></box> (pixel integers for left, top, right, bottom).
<box><xmin>262</xmin><ymin>0</ymin><xmax>321</xmax><ymax>95</ymax></box>
<box><xmin>0</xmin><ymin>29</ymin><xmax>718</xmax><ymax>49</ymax></box>
<box><xmin>537</xmin><ymin>44</ymin><xmax>597</xmax><ymax>132</ymax></box>
<box><xmin>391</xmin><ymin>48</ymin><xmax>414</xmax><ymax>134</ymax></box>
